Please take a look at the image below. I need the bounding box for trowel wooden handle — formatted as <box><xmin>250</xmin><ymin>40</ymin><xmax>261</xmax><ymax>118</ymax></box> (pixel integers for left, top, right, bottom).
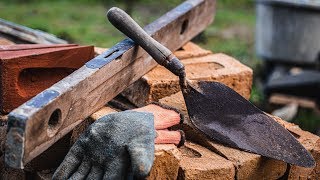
<box><xmin>107</xmin><ymin>7</ymin><xmax>173</xmax><ymax>66</ymax></box>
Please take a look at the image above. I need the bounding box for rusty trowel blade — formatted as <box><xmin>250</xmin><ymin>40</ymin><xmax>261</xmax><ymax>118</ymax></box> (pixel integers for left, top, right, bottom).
<box><xmin>183</xmin><ymin>81</ymin><xmax>315</xmax><ymax>167</ymax></box>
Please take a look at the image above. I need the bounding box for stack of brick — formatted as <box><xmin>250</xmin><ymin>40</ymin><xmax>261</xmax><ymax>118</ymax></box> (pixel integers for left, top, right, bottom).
<box><xmin>121</xmin><ymin>42</ymin><xmax>319</xmax><ymax>179</ymax></box>
<box><xmin>69</xmin><ymin>42</ymin><xmax>320</xmax><ymax>179</ymax></box>
<box><xmin>121</xmin><ymin>42</ymin><xmax>252</xmax><ymax>106</ymax></box>
<box><xmin>1</xmin><ymin>42</ymin><xmax>319</xmax><ymax>179</ymax></box>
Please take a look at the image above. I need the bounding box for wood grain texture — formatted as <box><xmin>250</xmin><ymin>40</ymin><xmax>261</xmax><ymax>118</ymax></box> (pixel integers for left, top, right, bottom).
<box><xmin>5</xmin><ymin>0</ymin><xmax>216</xmax><ymax>168</ymax></box>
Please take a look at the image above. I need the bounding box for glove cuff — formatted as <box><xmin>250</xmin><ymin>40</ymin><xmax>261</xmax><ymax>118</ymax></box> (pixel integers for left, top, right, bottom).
<box><xmin>177</xmin><ymin>130</ymin><xmax>186</xmax><ymax>147</ymax></box>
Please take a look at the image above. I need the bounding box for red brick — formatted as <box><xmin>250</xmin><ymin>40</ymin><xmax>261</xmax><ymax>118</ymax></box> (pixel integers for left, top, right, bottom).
<box><xmin>0</xmin><ymin>44</ymin><xmax>94</xmax><ymax>113</ymax></box>
<box><xmin>272</xmin><ymin>115</ymin><xmax>320</xmax><ymax>179</ymax></box>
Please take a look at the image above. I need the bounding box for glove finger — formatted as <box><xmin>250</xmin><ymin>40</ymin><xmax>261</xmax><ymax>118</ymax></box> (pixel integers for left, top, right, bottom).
<box><xmin>155</xmin><ymin>129</ymin><xmax>185</xmax><ymax>146</ymax></box>
<box><xmin>103</xmin><ymin>154</ymin><xmax>130</xmax><ymax>179</ymax></box>
<box><xmin>134</xmin><ymin>104</ymin><xmax>181</xmax><ymax>129</ymax></box>
<box><xmin>127</xmin><ymin>140</ymin><xmax>154</xmax><ymax>179</ymax></box>
<box><xmin>86</xmin><ymin>165</ymin><xmax>103</xmax><ymax>180</ymax></box>
<box><xmin>52</xmin><ymin>142</ymin><xmax>84</xmax><ymax>179</ymax></box>
<box><xmin>68</xmin><ymin>157</ymin><xmax>91</xmax><ymax>180</ymax></box>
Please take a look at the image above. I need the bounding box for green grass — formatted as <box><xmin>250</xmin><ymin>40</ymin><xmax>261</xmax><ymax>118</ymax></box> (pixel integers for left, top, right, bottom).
<box><xmin>0</xmin><ymin>1</ymin><xmax>183</xmax><ymax>47</ymax></box>
<box><xmin>0</xmin><ymin>1</ymin><xmax>124</xmax><ymax>47</ymax></box>
<box><xmin>293</xmin><ymin>109</ymin><xmax>320</xmax><ymax>133</ymax></box>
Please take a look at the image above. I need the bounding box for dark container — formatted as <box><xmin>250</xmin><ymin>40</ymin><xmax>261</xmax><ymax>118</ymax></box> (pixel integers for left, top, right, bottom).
<box><xmin>256</xmin><ymin>0</ymin><xmax>320</xmax><ymax>65</ymax></box>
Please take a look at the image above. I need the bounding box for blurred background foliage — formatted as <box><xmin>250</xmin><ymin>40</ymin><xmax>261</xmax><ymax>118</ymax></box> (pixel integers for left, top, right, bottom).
<box><xmin>0</xmin><ymin>0</ymin><xmax>319</xmax><ymax>132</ymax></box>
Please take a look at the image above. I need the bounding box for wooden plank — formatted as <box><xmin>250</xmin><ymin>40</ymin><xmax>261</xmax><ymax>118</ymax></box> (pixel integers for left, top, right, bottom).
<box><xmin>269</xmin><ymin>93</ymin><xmax>317</xmax><ymax>109</ymax></box>
<box><xmin>5</xmin><ymin>0</ymin><xmax>216</xmax><ymax>168</ymax></box>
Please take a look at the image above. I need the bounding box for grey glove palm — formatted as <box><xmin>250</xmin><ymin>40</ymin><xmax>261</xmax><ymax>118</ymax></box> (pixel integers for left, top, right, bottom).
<box><xmin>52</xmin><ymin>111</ymin><xmax>155</xmax><ymax>179</ymax></box>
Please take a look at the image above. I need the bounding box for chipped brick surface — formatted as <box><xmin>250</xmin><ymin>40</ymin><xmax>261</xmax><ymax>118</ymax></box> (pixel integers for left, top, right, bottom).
<box><xmin>89</xmin><ymin>106</ymin><xmax>118</xmax><ymax>121</ymax></box>
<box><xmin>122</xmin><ymin>42</ymin><xmax>252</xmax><ymax>107</ymax></box>
<box><xmin>272</xmin><ymin>115</ymin><xmax>320</xmax><ymax>179</ymax></box>
<box><xmin>178</xmin><ymin>142</ymin><xmax>235</xmax><ymax>180</ymax></box>
<box><xmin>207</xmin><ymin>142</ymin><xmax>287</xmax><ymax>180</ymax></box>
<box><xmin>94</xmin><ymin>47</ymin><xmax>108</xmax><ymax>56</ymax></box>
<box><xmin>159</xmin><ymin>92</ymin><xmax>288</xmax><ymax>180</ymax></box>
<box><xmin>0</xmin><ymin>44</ymin><xmax>94</xmax><ymax>113</ymax></box>
<box><xmin>311</xmin><ymin>139</ymin><xmax>320</xmax><ymax>179</ymax></box>
<box><xmin>148</xmin><ymin>144</ymin><xmax>182</xmax><ymax>180</ymax></box>
<box><xmin>173</xmin><ymin>42</ymin><xmax>211</xmax><ymax>59</ymax></box>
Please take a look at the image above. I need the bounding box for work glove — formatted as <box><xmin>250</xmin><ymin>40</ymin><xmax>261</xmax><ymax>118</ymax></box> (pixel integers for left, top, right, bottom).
<box><xmin>52</xmin><ymin>103</ymin><xmax>184</xmax><ymax>180</ymax></box>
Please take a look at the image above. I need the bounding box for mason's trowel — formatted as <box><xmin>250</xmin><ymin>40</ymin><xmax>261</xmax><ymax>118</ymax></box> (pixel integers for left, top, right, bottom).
<box><xmin>107</xmin><ymin>7</ymin><xmax>315</xmax><ymax>167</ymax></box>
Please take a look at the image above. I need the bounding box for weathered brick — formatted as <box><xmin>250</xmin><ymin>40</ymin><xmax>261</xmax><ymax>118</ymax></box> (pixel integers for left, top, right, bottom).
<box><xmin>88</xmin><ymin>106</ymin><xmax>118</xmax><ymax>120</ymax></box>
<box><xmin>122</xmin><ymin>43</ymin><xmax>252</xmax><ymax>107</ymax></box>
<box><xmin>94</xmin><ymin>47</ymin><xmax>108</xmax><ymax>56</ymax></box>
<box><xmin>311</xmin><ymin>139</ymin><xmax>320</xmax><ymax>179</ymax></box>
<box><xmin>178</xmin><ymin>142</ymin><xmax>235</xmax><ymax>180</ymax></box>
<box><xmin>173</xmin><ymin>42</ymin><xmax>211</xmax><ymax>59</ymax></box>
<box><xmin>148</xmin><ymin>144</ymin><xmax>182</xmax><ymax>180</ymax></box>
<box><xmin>159</xmin><ymin>92</ymin><xmax>288</xmax><ymax>180</ymax></box>
<box><xmin>272</xmin><ymin>115</ymin><xmax>320</xmax><ymax>179</ymax></box>
<box><xmin>0</xmin><ymin>44</ymin><xmax>94</xmax><ymax>113</ymax></box>
<box><xmin>207</xmin><ymin>142</ymin><xmax>287</xmax><ymax>180</ymax></box>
